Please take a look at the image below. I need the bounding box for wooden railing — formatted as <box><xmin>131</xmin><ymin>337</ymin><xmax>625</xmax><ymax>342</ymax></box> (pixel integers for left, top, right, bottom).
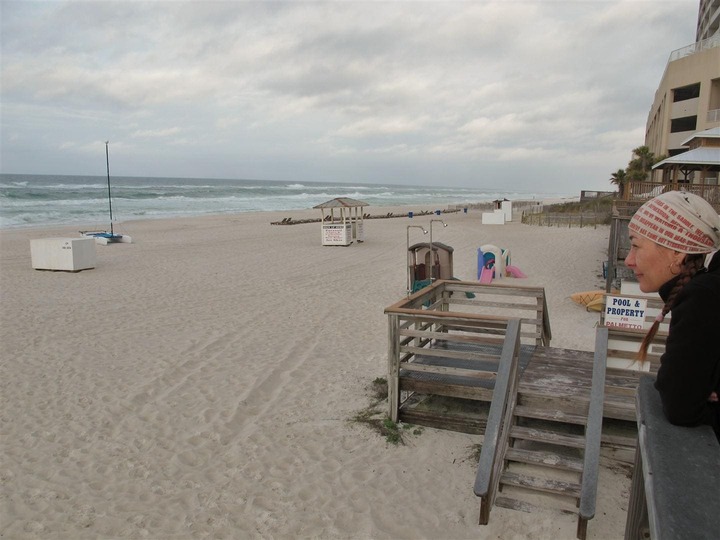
<box><xmin>521</xmin><ymin>212</ymin><xmax>605</xmax><ymax>228</ymax></box>
<box><xmin>624</xmin><ymin>377</ymin><xmax>720</xmax><ymax>539</ymax></box>
<box><xmin>473</xmin><ymin>319</ymin><xmax>522</xmax><ymax>525</ymax></box>
<box><xmin>384</xmin><ymin>280</ymin><xmax>550</xmax><ymax>423</ymax></box>
<box><xmin>385</xmin><ymin>280</ymin><xmax>550</xmax><ymax>347</ymax></box>
<box><xmin>624</xmin><ymin>181</ymin><xmax>720</xmax><ymax>209</ymax></box>
<box><xmin>473</xmin><ymin>324</ymin><xmax>609</xmax><ymax>539</ymax></box>
<box><xmin>577</xmin><ymin>326</ymin><xmax>608</xmax><ymax>539</ymax></box>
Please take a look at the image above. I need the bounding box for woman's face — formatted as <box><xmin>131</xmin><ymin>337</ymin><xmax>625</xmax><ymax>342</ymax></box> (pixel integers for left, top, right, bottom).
<box><xmin>625</xmin><ymin>234</ymin><xmax>684</xmax><ymax>292</ymax></box>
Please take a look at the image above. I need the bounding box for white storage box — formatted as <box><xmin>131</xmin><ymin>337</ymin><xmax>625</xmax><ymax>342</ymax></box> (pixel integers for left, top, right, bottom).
<box><xmin>481</xmin><ymin>209</ymin><xmax>506</xmax><ymax>225</ymax></box>
<box><xmin>501</xmin><ymin>200</ymin><xmax>513</xmax><ymax>221</ymax></box>
<box><xmin>30</xmin><ymin>237</ymin><xmax>97</xmax><ymax>271</ymax></box>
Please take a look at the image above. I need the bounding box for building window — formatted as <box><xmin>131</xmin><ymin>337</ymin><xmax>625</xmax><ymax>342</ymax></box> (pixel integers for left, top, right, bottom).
<box><xmin>673</xmin><ymin>83</ymin><xmax>700</xmax><ymax>102</ymax></box>
<box><xmin>670</xmin><ymin>115</ymin><xmax>697</xmax><ymax>133</ymax></box>
<box><xmin>709</xmin><ymin>78</ymin><xmax>720</xmax><ymax>110</ymax></box>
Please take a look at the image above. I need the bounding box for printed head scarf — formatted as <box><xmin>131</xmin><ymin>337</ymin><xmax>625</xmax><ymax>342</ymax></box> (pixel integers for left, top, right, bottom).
<box><xmin>628</xmin><ymin>190</ymin><xmax>720</xmax><ymax>254</ymax></box>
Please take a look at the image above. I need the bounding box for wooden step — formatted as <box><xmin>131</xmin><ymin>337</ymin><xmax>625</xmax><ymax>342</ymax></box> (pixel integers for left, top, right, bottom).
<box><xmin>494</xmin><ymin>495</ymin><xmax>578</xmax><ymax>516</ymax></box>
<box><xmin>505</xmin><ymin>447</ymin><xmax>584</xmax><ymax>472</ymax></box>
<box><xmin>514</xmin><ymin>405</ymin><xmax>587</xmax><ymax>425</ymax></box>
<box><xmin>601</xmin><ymin>432</ymin><xmax>637</xmax><ymax>449</ymax></box>
<box><xmin>510</xmin><ymin>425</ymin><xmax>586</xmax><ymax>449</ymax></box>
<box><xmin>500</xmin><ymin>471</ymin><xmax>581</xmax><ymax>498</ymax></box>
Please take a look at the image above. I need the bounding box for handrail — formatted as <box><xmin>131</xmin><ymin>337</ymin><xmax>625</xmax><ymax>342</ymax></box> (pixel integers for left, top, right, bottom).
<box><xmin>623</xmin><ymin>181</ymin><xmax>720</xmax><ymax>209</ymax></box>
<box><xmin>540</xmin><ymin>293</ymin><xmax>552</xmax><ymax>344</ymax></box>
<box><xmin>473</xmin><ymin>319</ymin><xmax>522</xmax><ymax>524</ymax></box>
<box><xmin>577</xmin><ymin>326</ymin><xmax>608</xmax><ymax>538</ymax></box>
<box><xmin>668</xmin><ymin>34</ymin><xmax>719</xmax><ymax>62</ymax></box>
<box><xmin>384</xmin><ymin>279</ymin><xmax>551</xmax><ymax>347</ymax></box>
<box><xmin>624</xmin><ymin>377</ymin><xmax>720</xmax><ymax>539</ymax></box>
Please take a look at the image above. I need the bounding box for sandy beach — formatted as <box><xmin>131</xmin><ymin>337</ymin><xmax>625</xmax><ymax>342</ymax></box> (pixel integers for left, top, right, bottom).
<box><xmin>0</xmin><ymin>206</ymin><xmax>631</xmax><ymax>539</ymax></box>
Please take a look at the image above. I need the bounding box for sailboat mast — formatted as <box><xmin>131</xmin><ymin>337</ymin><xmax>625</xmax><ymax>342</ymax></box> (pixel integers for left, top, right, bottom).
<box><xmin>105</xmin><ymin>141</ymin><xmax>114</xmax><ymax>235</ymax></box>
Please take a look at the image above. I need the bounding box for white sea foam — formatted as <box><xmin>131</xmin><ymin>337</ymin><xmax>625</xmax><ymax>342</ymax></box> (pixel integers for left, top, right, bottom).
<box><xmin>0</xmin><ymin>173</ymin><xmax>566</xmax><ymax>229</ymax></box>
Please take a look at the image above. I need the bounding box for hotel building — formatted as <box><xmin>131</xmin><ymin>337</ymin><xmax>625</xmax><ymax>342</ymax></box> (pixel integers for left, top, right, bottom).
<box><xmin>645</xmin><ymin>0</ymin><xmax>720</xmax><ymax>167</ymax></box>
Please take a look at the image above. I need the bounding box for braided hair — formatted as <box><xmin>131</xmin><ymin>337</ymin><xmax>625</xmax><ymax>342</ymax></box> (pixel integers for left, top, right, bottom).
<box><xmin>637</xmin><ymin>254</ymin><xmax>706</xmax><ymax>360</ymax></box>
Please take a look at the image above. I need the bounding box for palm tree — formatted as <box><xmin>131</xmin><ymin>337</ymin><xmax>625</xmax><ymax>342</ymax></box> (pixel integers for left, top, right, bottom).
<box><xmin>610</xmin><ymin>169</ymin><xmax>628</xmax><ymax>197</ymax></box>
<box><xmin>627</xmin><ymin>146</ymin><xmax>658</xmax><ymax>182</ymax></box>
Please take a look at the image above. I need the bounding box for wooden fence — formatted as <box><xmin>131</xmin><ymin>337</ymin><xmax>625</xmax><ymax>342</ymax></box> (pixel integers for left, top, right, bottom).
<box><xmin>521</xmin><ymin>212</ymin><xmax>607</xmax><ymax>228</ymax></box>
<box><xmin>624</xmin><ymin>181</ymin><xmax>720</xmax><ymax>211</ymax></box>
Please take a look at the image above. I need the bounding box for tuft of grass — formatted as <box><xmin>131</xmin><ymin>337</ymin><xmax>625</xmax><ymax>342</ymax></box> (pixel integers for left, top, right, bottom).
<box><xmin>383</xmin><ymin>418</ymin><xmax>402</xmax><ymax>445</ymax></box>
<box><xmin>350</xmin><ymin>376</ymin><xmax>422</xmax><ymax>445</ymax></box>
<box><xmin>352</xmin><ymin>412</ymin><xmax>407</xmax><ymax>445</ymax></box>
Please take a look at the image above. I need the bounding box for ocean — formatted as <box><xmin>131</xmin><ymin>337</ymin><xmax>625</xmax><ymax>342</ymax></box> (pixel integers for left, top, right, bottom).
<box><xmin>0</xmin><ymin>174</ymin><xmax>567</xmax><ymax>230</ymax></box>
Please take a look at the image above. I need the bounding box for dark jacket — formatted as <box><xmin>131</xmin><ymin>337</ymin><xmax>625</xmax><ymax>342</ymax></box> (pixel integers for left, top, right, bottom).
<box><xmin>655</xmin><ymin>251</ymin><xmax>720</xmax><ymax>440</ymax></box>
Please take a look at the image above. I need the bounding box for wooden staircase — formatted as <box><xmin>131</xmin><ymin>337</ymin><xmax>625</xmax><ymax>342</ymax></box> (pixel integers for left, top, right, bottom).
<box><xmin>475</xmin><ymin>322</ymin><xmax>607</xmax><ymax>540</ymax></box>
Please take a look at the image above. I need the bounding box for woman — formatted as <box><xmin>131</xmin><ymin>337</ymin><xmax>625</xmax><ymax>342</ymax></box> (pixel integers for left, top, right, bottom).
<box><xmin>625</xmin><ymin>190</ymin><xmax>720</xmax><ymax>440</ymax></box>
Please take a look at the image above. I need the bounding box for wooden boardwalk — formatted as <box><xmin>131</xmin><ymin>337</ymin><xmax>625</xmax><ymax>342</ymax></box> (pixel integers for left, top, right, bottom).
<box><xmin>385</xmin><ymin>281</ymin><xmax>658</xmax><ymax>453</ymax></box>
<box><xmin>398</xmin><ymin>341</ymin><xmax>645</xmax><ymax>439</ymax></box>
<box><xmin>385</xmin><ymin>281</ymin><xmax>659</xmax><ymax>536</ymax></box>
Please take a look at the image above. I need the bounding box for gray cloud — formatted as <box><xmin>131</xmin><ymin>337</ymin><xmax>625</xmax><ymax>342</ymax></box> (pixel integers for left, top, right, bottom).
<box><xmin>0</xmin><ymin>0</ymin><xmax>699</xmax><ymax>192</ymax></box>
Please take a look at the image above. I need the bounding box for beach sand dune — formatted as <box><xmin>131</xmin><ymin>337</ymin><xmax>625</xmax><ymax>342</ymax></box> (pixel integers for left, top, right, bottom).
<box><xmin>0</xmin><ymin>208</ymin><xmax>629</xmax><ymax>539</ymax></box>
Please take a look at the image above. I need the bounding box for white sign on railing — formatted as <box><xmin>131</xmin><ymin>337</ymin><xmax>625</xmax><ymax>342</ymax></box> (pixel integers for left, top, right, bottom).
<box><xmin>605</xmin><ymin>296</ymin><xmax>648</xmax><ymax>330</ymax></box>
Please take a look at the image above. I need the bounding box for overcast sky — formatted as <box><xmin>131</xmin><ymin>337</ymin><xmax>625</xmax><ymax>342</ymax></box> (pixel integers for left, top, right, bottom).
<box><xmin>0</xmin><ymin>0</ymin><xmax>700</xmax><ymax>193</ymax></box>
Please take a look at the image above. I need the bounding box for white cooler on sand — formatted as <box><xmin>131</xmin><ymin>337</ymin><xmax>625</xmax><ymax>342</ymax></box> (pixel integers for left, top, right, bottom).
<box><xmin>30</xmin><ymin>237</ymin><xmax>97</xmax><ymax>271</ymax></box>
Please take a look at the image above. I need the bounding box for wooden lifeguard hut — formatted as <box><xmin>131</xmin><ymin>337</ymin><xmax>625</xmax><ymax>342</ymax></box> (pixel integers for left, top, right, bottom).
<box><xmin>313</xmin><ymin>197</ymin><xmax>369</xmax><ymax>246</ymax></box>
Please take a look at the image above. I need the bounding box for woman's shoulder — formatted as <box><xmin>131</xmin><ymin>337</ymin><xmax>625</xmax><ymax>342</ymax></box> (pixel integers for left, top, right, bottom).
<box><xmin>708</xmin><ymin>251</ymin><xmax>720</xmax><ymax>273</ymax></box>
<box><xmin>683</xmin><ymin>262</ymin><xmax>720</xmax><ymax>301</ymax></box>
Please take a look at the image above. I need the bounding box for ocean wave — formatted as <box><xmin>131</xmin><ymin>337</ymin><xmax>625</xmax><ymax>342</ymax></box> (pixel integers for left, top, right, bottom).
<box><xmin>0</xmin><ymin>181</ymin><xmax>29</xmax><ymax>188</ymax></box>
<box><xmin>0</xmin><ymin>173</ymin><xmax>568</xmax><ymax>229</ymax></box>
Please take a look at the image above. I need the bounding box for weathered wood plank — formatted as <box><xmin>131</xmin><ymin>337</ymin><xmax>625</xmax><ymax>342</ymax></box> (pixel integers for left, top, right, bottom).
<box><xmin>399</xmin><ymin>408</ymin><xmax>487</xmax><ymax>435</ymax></box>
<box><xmin>510</xmin><ymin>425</ymin><xmax>586</xmax><ymax>449</ymax></box>
<box><xmin>513</xmin><ymin>405</ymin><xmax>587</xmax><ymax>425</ymax></box>
<box><xmin>505</xmin><ymin>448</ymin><xmax>584</xmax><ymax>472</ymax></box>
<box><xmin>500</xmin><ymin>471</ymin><xmax>581</xmax><ymax>498</ymax></box>
<box><xmin>400</xmin><ymin>345</ymin><xmax>501</xmax><ymax>362</ymax></box>
<box><xmin>388</xmin><ymin>314</ymin><xmax>400</xmax><ymax>422</ymax></box>
<box><xmin>400</xmin><ymin>362</ymin><xmax>498</xmax><ymax>380</ymax></box>
<box><xmin>399</xmin><ymin>379</ymin><xmax>495</xmax><ymax>401</ymax></box>
<box><xmin>494</xmin><ymin>495</ymin><xmax>578</xmax><ymax>516</ymax></box>
<box><xmin>399</xmin><ymin>328</ymin><xmax>505</xmax><ymax>346</ymax></box>
<box><xmin>578</xmin><ymin>326</ymin><xmax>608</xmax><ymax>523</ymax></box>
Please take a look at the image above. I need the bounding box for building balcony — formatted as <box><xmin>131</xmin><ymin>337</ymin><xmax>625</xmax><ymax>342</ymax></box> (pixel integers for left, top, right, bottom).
<box><xmin>623</xmin><ymin>181</ymin><xmax>720</xmax><ymax>211</ymax></box>
<box><xmin>671</xmin><ymin>97</ymin><xmax>699</xmax><ymax>118</ymax></box>
<box><xmin>668</xmin><ymin>34</ymin><xmax>719</xmax><ymax>62</ymax></box>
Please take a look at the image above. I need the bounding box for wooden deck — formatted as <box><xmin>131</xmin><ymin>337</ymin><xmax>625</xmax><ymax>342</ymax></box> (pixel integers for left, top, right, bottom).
<box><xmin>398</xmin><ymin>340</ymin><xmax>646</xmax><ymax>433</ymax></box>
<box><xmin>384</xmin><ymin>282</ymin><xmax>656</xmax><ymax>535</ymax></box>
<box><xmin>385</xmin><ymin>280</ymin><xmax>655</xmax><ymax>456</ymax></box>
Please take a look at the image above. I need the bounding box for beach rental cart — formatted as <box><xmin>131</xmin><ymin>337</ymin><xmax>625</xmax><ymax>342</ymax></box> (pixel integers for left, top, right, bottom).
<box><xmin>313</xmin><ymin>197</ymin><xmax>369</xmax><ymax>246</ymax></box>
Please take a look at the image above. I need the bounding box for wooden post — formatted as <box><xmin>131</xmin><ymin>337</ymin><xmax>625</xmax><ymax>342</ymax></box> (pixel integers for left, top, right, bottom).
<box><xmin>387</xmin><ymin>314</ymin><xmax>400</xmax><ymax>422</ymax></box>
<box><xmin>624</xmin><ymin>446</ymin><xmax>648</xmax><ymax>539</ymax></box>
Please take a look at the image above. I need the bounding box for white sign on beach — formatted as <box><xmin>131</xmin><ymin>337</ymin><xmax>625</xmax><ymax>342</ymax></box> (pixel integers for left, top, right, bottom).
<box><xmin>604</xmin><ymin>296</ymin><xmax>648</xmax><ymax>330</ymax></box>
<box><xmin>321</xmin><ymin>223</ymin><xmax>352</xmax><ymax>246</ymax></box>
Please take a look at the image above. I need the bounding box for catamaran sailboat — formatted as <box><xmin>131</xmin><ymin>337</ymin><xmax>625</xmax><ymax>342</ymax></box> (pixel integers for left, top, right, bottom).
<box><xmin>81</xmin><ymin>141</ymin><xmax>132</xmax><ymax>245</ymax></box>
